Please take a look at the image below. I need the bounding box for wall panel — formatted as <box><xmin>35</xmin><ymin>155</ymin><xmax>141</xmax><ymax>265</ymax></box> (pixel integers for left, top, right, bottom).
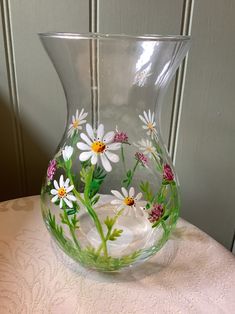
<box><xmin>175</xmin><ymin>0</ymin><xmax>235</xmax><ymax>248</ymax></box>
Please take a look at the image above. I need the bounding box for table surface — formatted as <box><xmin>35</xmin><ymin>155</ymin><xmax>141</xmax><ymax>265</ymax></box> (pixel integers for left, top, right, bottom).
<box><xmin>0</xmin><ymin>196</ymin><xmax>234</xmax><ymax>314</ymax></box>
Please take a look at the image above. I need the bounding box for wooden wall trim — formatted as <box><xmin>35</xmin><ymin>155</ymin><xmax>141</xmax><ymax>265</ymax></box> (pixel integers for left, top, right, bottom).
<box><xmin>1</xmin><ymin>0</ymin><xmax>27</xmax><ymax>194</ymax></box>
<box><xmin>168</xmin><ymin>0</ymin><xmax>195</xmax><ymax>163</ymax></box>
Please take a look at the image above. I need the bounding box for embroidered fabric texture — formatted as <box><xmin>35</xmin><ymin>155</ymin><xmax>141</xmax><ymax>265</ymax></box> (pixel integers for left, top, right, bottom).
<box><xmin>0</xmin><ymin>196</ymin><xmax>234</xmax><ymax>314</ymax></box>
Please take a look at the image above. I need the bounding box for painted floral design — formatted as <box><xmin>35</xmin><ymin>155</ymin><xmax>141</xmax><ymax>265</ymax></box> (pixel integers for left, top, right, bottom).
<box><xmin>77</xmin><ymin>123</ymin><xmax>121</xmax><ymax>172</ymax></box>
<box><xmin>50</xmin><ymin>175</ymin><xmax>76</xmax><ymax>208</ymax></box>
<box><xmin>114</xmin><ymin>129</ymin><xmax>129</xmax><ymax>143</ymax></box>
<box><xmin>163</xmin><ymin>164</ymin><xmax>174</xmax><ymax>182</ymax></box>
<box><xmin>134</xmin><ymin>139</ymin><xmax>157</xmax><ymax>159</ymax></box>
<box><xmin>67</xmin><ymin>108</ymin><xmax>88</xmax><ymax>137</ymax></box>
<box><xmin>148</xmin><ymin>204</ymin><xmax>164</xmax><ymax>223</ymax></box>
<box><xmin>62</xmin><ymin>146</ymin><xmax>74</xmax><ymax>161</ymax></box>
<box><xmin>139</xmin><ymin>110</ymin><xmax>157</xmax><ymax>138</ymax></box>
<box><xmin>135</xmin><ymin>152</ymin><xmax>148</xmax><ymax>167</ymax></box>
<box><xmin>47</xmin><ymin>159</ymin><xmax>57</xmax><ymax>181</ymax></box>
<box><xmin>42</xmin><ymin>107</ymin><xmax>179</xmax><ymax>270</ymax></box>
<box><xmin>111</xmin><ymin>187</ymin><xmax>142</xmax><ymax>215</ymax></box>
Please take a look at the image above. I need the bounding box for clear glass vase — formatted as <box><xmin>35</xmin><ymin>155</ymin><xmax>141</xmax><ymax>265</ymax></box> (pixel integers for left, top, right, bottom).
<box><xmin>39</xmin><ymin>33</ymin><xmax>190</xmax><ymax>272</ymax></box>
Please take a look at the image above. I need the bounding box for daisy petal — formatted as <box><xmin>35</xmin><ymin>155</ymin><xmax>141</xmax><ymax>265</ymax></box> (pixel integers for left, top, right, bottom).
<box><xmin>53</xmin><ymin>180</ymin><xmax>59</xmax><ymax>190</ymax></box>
<box><xmin>59</xmin><ymin>198</ymin><xmax>63</xmax><ymax>208</ymax></box>
<box><xmin>77</xmin><ymin>142</ymin><xmax>90</xmax><ymax>150</ymax></box>
<box><xmin>64</xmin><ymin>178</ymin><xmax>70</xmax><ymax>187</ymax></box>
<box><xmin>103</xmin><ymin>131</ymin><xmax>115</xmax><ymax>144</ymax></box>
<box><xmin>79</xmin><ymin>151</ymin><xmax>93</xmax><ymax>161</ymax></box>
<box><xmin>51</xmin><ymin>195</ymin><xmax>58</xmax><ymax>203</ymax></box>
<box><xmin>148</xmin><ymin>109</ymin><xmax>151</xmax><ymax>121</ymax></box>
<box><xmin>91</xmin><ymin>153</ymin><xmax>98</xmax><ymax>165</ymax></box>
<box><xmin>101</xmin><ymin>153</ymin><xmax>112</xmax><ymax>172</ymax></box>
<box><xmin>66</xmin><ymin>185</ymin><xmax>74</xmax><ymax>193</ymax></box>
<box><xmin>80</xmin><ymin>133</ymin><xmax>92</xmax><ymax>145</ymax></box>
<box><xmin>67</xmin><ymin>194</ymin><xmax>77</xmax><ymax>201</ymax></box>
<box><xmin>111</xmin><ymin>190</ymin><xmax>124</xmax><ymax>200</ymax></box>
<box><xmin>59</xmin><ymin>175</ymin><xmax>64</xmax><ymax>188</ymax></box>
<box><xmin>111</xmin><ymin>199</ymin><xmax>122</xmax><ymax>205</ymax></box>
<box><xmin>135</xmin><ymin>192</ymin><xmax>142</xmax><ymax>201</ymax></box>
<box><xmin>51</xmin><ymin>189</ymin><xmax>58</xmax><ymax>195</ymax></box>
<box><xmin>129</xmin><ymin>187</ymin><xmax>135</xmax><ymax>197</ymax></box>
<box><xmin>105</xmin><ymin>151</ymin><xmax>119</xmax><ymax>163</ymax></box>
<box><xmin>79</xmin><ymin>119</ymin><xmax>86</xmax><ymax>125</ymax></box>
<box><xmin>80</xmin><ymin>112</ymin><xmax>88</xmax><ymax>120</ymax></box>
<box><xmin>107</xmin><ymin>143</ymin><xmax>121</xmax><ymax>150</ymax></box>
<box><xmin>121</xmin><ymin>187</ymin><xmax>128</xmax><ymax>197</ymax></box>
<box><xmin>143</xmin><ymin>111</ymin><xmax>149</xmax><ymax>122</ymax></box>
<box><xmin>64</xmin><ymin>198</ymin><xmax>73</xmax><ymax>208</ymax></box>
<box><xmin>139</xmin><ymin>114</ymin><xmax>147</xmax><ymax>124</ymax></box>
<box><xmin>97</xmin><ymin>124</ymin><xmax>104</xmax><ymax>139</ymax></box>
<box><xmin>86</xmin><ymin>123</ymin><xmax>95</xmax><ymax>140</ymax></box>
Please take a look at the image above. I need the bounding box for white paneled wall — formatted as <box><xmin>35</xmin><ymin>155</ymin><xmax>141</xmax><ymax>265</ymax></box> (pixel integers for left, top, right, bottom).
<box><xmin>0</xmin><ymin>0</ymin><xmax>234</xmax><ymax>250</ymax></box>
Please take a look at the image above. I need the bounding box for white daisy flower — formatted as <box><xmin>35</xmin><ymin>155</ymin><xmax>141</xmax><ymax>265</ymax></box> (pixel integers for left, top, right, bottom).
<box><xmin>62</xmin><ymin>145</ymin><xmax>73</xmax><ymax>161</ymax></box>
<box><xmin>111</xmin><ymin>187</ymin><xmax>142</xmax><ymax>216</ymax></box>
<box><xmin>50</xmin><ymin>175</ymin><xmax>76</xmax><ymax>208</ymax></box>
<box><xmin>67</xmin><ymin>108</ymin><xmax>88</xmax><ymax>137</ymax></box>
<box><xmin>139</xmin><ymin>110</ymin><xmax>157</xmax><ymax>138</ymax></box>
<box><xmin>77</xmin><ymin>123</ymin><xmax>121</xmax><ymax>172</ymax></box>
<box><xmin>134</xmin><ymin>139</ymin><xmax>157</xmax><ymax>159</ymax></box>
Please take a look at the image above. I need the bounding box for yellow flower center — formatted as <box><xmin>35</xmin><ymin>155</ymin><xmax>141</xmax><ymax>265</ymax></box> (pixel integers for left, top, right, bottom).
<box><xmin>147</xmin><ymin>122</ymin><xmax>154</xmax><ymax>130</ymax></box>
<box><xmin>73</xmin><ymin>120</ymin><xmax>79</xmax><ymax>129</ymax></box>
<box><xmin>124</xmin><ymin>197</ymin><xmax>135</xmax><ymax>206</ymax></box>
<box><xmin>91</xmin><ymin>141</ymin><xmax>106</xmax><ymax>153</ymax></box>
<box><xmin>58</xmin><ymin>187</ymin><xmax>67</xmax><ymax>198</ymax></box>
<box><xmin>146</xmin><ymin>146</ymin><xmax>153</xmax><ymax>152</ymax></box>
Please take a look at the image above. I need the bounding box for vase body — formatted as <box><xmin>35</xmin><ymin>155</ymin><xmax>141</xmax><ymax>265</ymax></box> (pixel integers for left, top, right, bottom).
<box><xmin>40</xmin><ymin>33</ymin><xmax>190</xmax><ymax>271</ymax></box>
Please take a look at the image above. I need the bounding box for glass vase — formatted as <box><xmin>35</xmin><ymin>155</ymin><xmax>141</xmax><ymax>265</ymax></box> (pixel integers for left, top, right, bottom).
<box><xmin>39</xmin><ymin>33</ymin><xmax>190</xmax><ymax>272</ymax></box>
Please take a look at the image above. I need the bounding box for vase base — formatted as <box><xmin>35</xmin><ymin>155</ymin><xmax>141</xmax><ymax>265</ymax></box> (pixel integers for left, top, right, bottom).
<box><xmin>76</xmin><ymin>197</ymin><xmax>163</xmax><ymax>258</ymax></box>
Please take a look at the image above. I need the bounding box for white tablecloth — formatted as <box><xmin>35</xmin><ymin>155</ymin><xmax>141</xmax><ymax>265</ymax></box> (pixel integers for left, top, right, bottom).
<box><xmin>0</xmin><ymin>196</ymin><xmax>234</xmax><ymax>314</ymax></box>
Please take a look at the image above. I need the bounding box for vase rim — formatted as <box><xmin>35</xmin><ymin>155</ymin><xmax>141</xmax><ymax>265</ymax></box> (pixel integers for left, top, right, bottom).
<box><xmin>38</xmin><ymin>32</ymin><xmax>190</xmax><ymax>42</ymax></box>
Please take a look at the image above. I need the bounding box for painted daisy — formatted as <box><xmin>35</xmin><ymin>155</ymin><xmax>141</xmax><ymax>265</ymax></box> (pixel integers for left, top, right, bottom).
<box><xmin>77</xmin><ymin>123</ymin><xmax>121</xmax><ymax>172</ymax></box>
<box><xmin>139</xmin><ymin>110</ymin><xmax>157</xmax><ymax>138</ymax></box>
<box><xmin>67</xmin><ymin>108</ymin><xmax>88</xmax><ymax>137</ymax></box>
<box><xmin>50</xmin><ymin>175</ymin><xmax>76</xmax><ymax>208</ymax></box>
<box><xmin>134</xmin><ymin>139</ymin><xmax>157</xmax><ymax>159</ymax></box>
<box><xmin>111</xmin><ymin>187</ymin><xmax>142</xmax><ymax>216</ymax></box>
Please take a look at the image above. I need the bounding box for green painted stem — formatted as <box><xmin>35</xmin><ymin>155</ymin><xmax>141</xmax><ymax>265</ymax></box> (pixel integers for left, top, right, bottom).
<box><xmin>152</xmin><ymin>153</ymin><xmax>162</xmax><ymax>171</ymax></box>
<box><xmin>121</xmin><ymin>145</ymin><xmax>127</xmax><ymax>173</ymax></box>
<box><xmin>84</xmin><ymin>165</ymin><xmax>108</xmax><ymax>257</ymax></box>
<box><xmin>126</xmin><ymin>160</ymin><xmax>139</xmax><ymax>188</ymax></box>
<box><xmin>63</xmin><ymin>209</ymin><xmax>81</xmax><ymax>250</ymax></box>
<box><xmin>68</xmin><ymin>167</ymin><xmax>108</xmax><ymax>258</ymax></box>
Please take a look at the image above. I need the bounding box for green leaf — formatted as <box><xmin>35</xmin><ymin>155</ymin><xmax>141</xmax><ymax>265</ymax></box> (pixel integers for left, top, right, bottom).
<box><xmin>109</xmin><ymin>229</ymin><xmax>123</xmax><ymax>241</ymax></box>
<box><xmin>139</xmin><ymin>181</ymin><xmax>154</xmax><ymax>202</ymax></box>
<box><xmin>71</xmin><ymin>214</ymin><xmax>79</xmax><ymax>229</ymax></box>
<box><xmin>91</xmin><ymin>195</ymin><xmax>100</xmax><ymax>206</ymax></box>
<box><xmin>145</xmin><ymin>203</ymin><xmax>151</xmax><ymax>210</ymax></box>
<box><xmin>122</xmin><ymin>169</ymin><xmax>133</xmax><ymax>188</ymax></box>
<box><xmin>104</xmin><ymin>216</ymin><xmax>115</xmax><ymax>231</ymax></box>
<box><xmin>89</xmin><ymin>166</ymin><xmax>107</xmax><ymax>198</ymax></box>
<box><xmin>67</xmin><ymin>209</ymin><xmax>77</xmax><ymax>216</ymax></box>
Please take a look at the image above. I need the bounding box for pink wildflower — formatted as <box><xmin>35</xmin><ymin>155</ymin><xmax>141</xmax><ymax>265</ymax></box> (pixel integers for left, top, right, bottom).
<box><xmin>47</xmin><ymin>159</ymin><xmax>57</xmax><ymax>181</ymax></box>
<box><xmin>135</xmin><ymin>152</ymin><xmax>148</xmax><ymax>167</ymax></box>
<box><xmin>148</xmin><ymin>204</ymin><xmax>164</xmax><ymax>223</ymax></box>
<box><xmin>163</xmin><ymin>164</ymin><xmax>174</xmax><ymax>182</ymax></box>
<box><xmin>114</xmin><ymin>131</ymin><xmax>128</xmax><ymax>143</ymax></box>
